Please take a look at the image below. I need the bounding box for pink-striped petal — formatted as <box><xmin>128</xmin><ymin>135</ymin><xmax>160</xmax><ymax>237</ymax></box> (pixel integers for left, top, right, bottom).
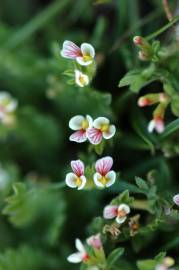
<box><xmin>61</xmin><ymin>40</ymin><xmax>82</xmax><ymax>59</ymax></box>
<box><xmin>71</xmin><ymin>160</ymin><xmax>84</xmax><ymax>176</ymax></box>
<box><xmin>95</xmin><ymin>156</ymin><xmax>113</xmax><ymax>176</ymax></box>
<box><xmin>103</xmin><ymin>205</ymin><xmax>118</xmax><ymax>219</ymax></box>
<box><xmin>86</xmin><ymin>128</ymin><xmax>102</xmax><ymax>145</ymax></box>
<box><xmin>69</xmin><ymin>130</ymin><xmax>87</xmax><ymax>143</ymax></box>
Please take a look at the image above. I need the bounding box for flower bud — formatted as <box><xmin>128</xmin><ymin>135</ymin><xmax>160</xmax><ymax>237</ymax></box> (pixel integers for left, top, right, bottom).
<box><xmin>133</xmin><ymin>36</ymin><xmax>143</xmax><ymax>46</ymax></box>
<box><xmin>86</xmin><ymin>234</ymin><xmax>102</xmax><ymax>249</ymax></box>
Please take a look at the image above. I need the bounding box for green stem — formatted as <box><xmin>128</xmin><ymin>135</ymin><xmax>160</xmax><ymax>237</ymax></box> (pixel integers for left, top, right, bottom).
<box><xmin>131</xmin><ymin>199</ymin><xmax>151</xmax><ymax>211</ymax></box>
<box><xmin>48</xmin><ymin>181</ymin><xmax>66</xmax><ymax>190</ymax></box>
<box><xmin>145</xmin><ymin>15</ymin><xmax>179</xmax><ymax>41</ymax></box>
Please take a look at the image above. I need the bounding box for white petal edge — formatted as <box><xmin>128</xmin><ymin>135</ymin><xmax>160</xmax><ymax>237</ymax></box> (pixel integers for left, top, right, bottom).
<box><xmin>67</xmin><ymin>252</ymin><xmax>82</xmax><ymax>263</ymax></box>
<box><xmin>93</xmin><ymin>117</ymin><xmax>109</xmax><ymax>129</ymax></box>
<box><xmin>103</xmin><ymin>125</ymin><xmax>116</xmax><ymax>139</ymax></box>
<box><xmin>75</xmin><ymin>239</ymin><xmax>86</xmax><ymax>253</ymax></box>
<box><xmin>105</xmin><ymin>170</ymin><xmax>116</xmax><ymax>187</ymax></box>
<box><xmin>116</xmin><ymin>216</ymin><xmax>127</xmax><ymax>224</ymax></box>
<box><xmin>77</xmin><ymin>176</ymin><xmax>86</xmax><ymax>190</ymax></box>
<box><xmin>148</xmin><ymin>120</ymin><xmax>155</xmax><ymax>133</ymax></box>
<box><xmin>81</xmin><ymin>43</ymin><xmax>95</xmax><ymax>58</ymax></box>
<box><xmin>65</xmin><ymin>173</ymin><xmax>77</xmax><ymax>188</ymax></box>
<box><xmin>75</xmin><ymin>70</ymin><xmax>89</xmax><ymax>87</ymax></box>
<box><xmin>93</xmin><ymin>172</ymin><xmax>105</xmax><ymax>188</ymax></box>
<box><xmin>69</xmin><ymin>115</ymin><xmax>84</xmax><ymax>130</ymax></box>
<box><xmin>76</xmin><ymin>57</ymin><xmax>93</xmax><ymax>66</ymax></box>
<box><xmin>118</xmin><ymin>204</ymin><xmax>130</xmax><ymax>214</ymax></box>
<box><xmin>86</xmin><ymin>115</ymin><xmax>93</xmax><ymax>128</ymax></box>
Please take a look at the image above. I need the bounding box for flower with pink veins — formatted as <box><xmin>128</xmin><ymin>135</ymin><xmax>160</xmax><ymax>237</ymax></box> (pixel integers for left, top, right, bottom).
<box><xmin>103</xmin><ymin>203</ymin><xmax>130</xmax><ymax>224</ymax></box>
<box><xmin>65</xmin><ymin>160</ymin><xmax>86</xmax><ymax>190</ymax></box>
<box><xmin>61</xmin><ymin>40</ymin><xmax>95</xmax><ymax>66</ymax></box>
<box><xmin>67</xmin><ymin>239</ymin><xmax>89</xmax><ymax>263</ymax></box>
<box><xmin>173</xmin><ymin>194</ymin><xmax>179</xmax><ymax>206</ymax></box>
<box><xmin>87</xmin><ymin>117</ymin><xmax>116</xmax><ymax>145</ymax></box>
<box><xmin>148</xmin><ymin>116</ymin><xmax>165</xmax><ymax>134</ymax></box>
<box><xmin>93</xmin><ymin>156</ymin><xmax>116</xmax><ymax>188</ymax></box>
<box><xmin>86</xmin><ymin>234</ymin><xmax>102</xmax><ymax>250</ymax></box>
<box><xmin>69</xmin><ymin>115</ymin><xmax>93</xmax><ymax>143</ymax></box>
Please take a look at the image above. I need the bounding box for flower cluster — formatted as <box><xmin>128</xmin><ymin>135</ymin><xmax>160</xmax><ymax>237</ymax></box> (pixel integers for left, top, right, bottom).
<box><xmin>61</xmin><ymin>41</ymin><xmax>96</xmax><ymax>87</ymax></box>
<box><xmin>67</xmin><ymin>234</ymin><xmax>106</xmax><ymax>268</ymax></box>
<box><xmin>69</xmin><ymin>115</ymin><xmax>116</xmax><ymax>144</ymax></box>
<box><xmin>0</xmin><ymin>91</ymin><xmax>17</xmax><ymax>125</ymax></box>
<box><xmin>138</xmin><ymin>93</ymin><xmax>170</xmax><ymax>133</ymax></box>
<box><xmin>65</xmin><ymin>156</ymin><xmax>116</xmax><ymax>190</ymax></box>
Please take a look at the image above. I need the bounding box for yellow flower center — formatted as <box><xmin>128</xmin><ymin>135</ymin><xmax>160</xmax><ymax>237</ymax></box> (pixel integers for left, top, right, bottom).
<box><xmin>99</xmin><ymin>176</ymin><xmax>108</xmax><ymax>185</ymax></box>
<box><xmin>79</xmin><ymin>75</ymin><xmax>86</xmax><ymax>86</ymax></box>
<box><xmin>83</xmin><ymin>54</ymin><xmax>92</xmax><ymax>62</ymax></box>
<box><xmin>75</xmin><ymin>177</ymin><xmax>82</xmax><ymax>187</ymax></box>
<box><xmin>81</xmin><ymin>119</ymin><xmax>89</xmax><ymax>130</ymax></box>
<box><xmin>117</xmin><ymin>210</ymin><xmax>127</xmax><ymax>218</ymax></box>
<box><xmin>101</xmin><ymin>124</ymin><xmax>109</xmax><ymax>132</ymax></box>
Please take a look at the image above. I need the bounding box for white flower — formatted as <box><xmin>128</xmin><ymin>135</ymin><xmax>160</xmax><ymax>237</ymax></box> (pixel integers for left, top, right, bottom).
<box><xmin>65</xmin><ymin>160</ymin><xmax>86</xmax><ymax>190</ymax></box>
<box><xmin>0</xmin><ymin>91</ymin><xmax>17</xmax><ymax>121</ymax></box>
<box><xmin>69</xmin><ymin>115</ymin><xmax>93</xmax><ymax>143</ymax></box>
<box><xmin>67</xmin><ymin>239</ymin><xmax>89</xmax><ymax>263</ymax></box>
<box><xmin>173</xmin><ymin>194</ymin><xmax>179</xmax><ymax>206</ymax></box>
<box><xmin>93</xmin><ymin>156</ymin><xmax>116</xmax><ymax>188</ymax></box>
<box><xmin>75</xmin><ymin>70</ymin><xmax>89</xmax><ymax>87</ymax></box>
<box><xmin>103</xmin><ymin>203</ymin><xmax>130</xmax><ymax>224</ymax></box>
<box><xmin>148</xmin><ymin>117</ymin><xmax>164</xmax><ymax>133</ymax></box>
<box><xmin>61</xmin><ymin>40</ymin><xmax>95</xmax><ymax>66</ymax></box>
<box><xmin>87</xmin><ymin>117</ymin><xmax>116</xmax><ymax>145</ymax></box>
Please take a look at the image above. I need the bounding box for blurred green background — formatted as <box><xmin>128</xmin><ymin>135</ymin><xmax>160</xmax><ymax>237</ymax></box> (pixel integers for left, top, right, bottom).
<box><xmin>0</xmin><ymin>0</ymin><xmax>179</xmax><ymax>269</ymax></box>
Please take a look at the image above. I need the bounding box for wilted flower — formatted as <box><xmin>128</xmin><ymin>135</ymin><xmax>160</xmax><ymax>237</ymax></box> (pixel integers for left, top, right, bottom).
<box><xmin>69</xmin><ymin>115</ymin><xmax>93</xmax><ymax>143</ymax></box>
<box><xmin>65</xmin><ymin>160</ymin><xmax>86</xmax><ymax>190</ymax></box>
<box><xmin>61</xmin><ymin>40</ymin><xmax>95</xmax><ymax>66</ymax></box>
<box><xmin>87</xmin><ymin>117</ymin><xmax>116</xmax><ymax>145</ymax></box>
<box><xmin>129</xmin><ymin>215</ymin><xmax>140</xmax><ymax>236</ymax></box>
<box><xmin>93</xmin><ymin>156</ymin><xmax>116</xmax><ymax>188</ymax></box>
<box><xmin>155</xmin><ymin>257</ymin><xmax>175</xmax><ymax>270</ymax></box>
<box><xmin>173</xmin><ymin>194</ymin><xmax>179</xmax><ymax>206</ymax></box>
<box><xmin>86</xmin><ymin>234</ymin><xmax>102</xmax><ymax>250</ymax></box>
<box><xmin>75</xmin><ymin>69</ymin><xmax>89</xmax><ymax>87</ymax></box>
<box><xmin>148</xmin><ymin>116</ymin><xmax>164</xmax><ymax>133</ymax></box>
<box><xmin>67</xmin><ymin>238</ymin><xmax>89</xmax><ymax>263</ymax></box>
<box><xmin>0</xmin><ymin>92</ymin><xmax>17</xmax><ymax>123</ymax></box>
<box><xmin>103</xmin><ymin>203</ymin><xmax>130</xmax><ymax>224</ymax></box>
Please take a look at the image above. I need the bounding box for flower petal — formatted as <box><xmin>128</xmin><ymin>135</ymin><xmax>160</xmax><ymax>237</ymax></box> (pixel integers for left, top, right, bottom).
<box><xmin>71</xmin><ymin>160</ymin><xmax>84</xmax><ymax>176</ymax></box>
<box><xmin>86</xmin><ymin>115</ymin><xmax>93</xmax><ymax>128</ymax></box>
<box><xmin>93</xmin><ymin>117</ymin><xmax>109</xmax><ymax>129</ymax></box>
<box><xmin>86</xmin><ymin>234</ymin><xmax>102</xmax><ymax>249</ymax></box>
<box><xmin>75</xmin><ymin>70</ymin><xmax>89</xmax><ymax>87</ymax></box>
<box><xmin>148</xmin><ymin>120</ymin><xmax>155</xmax><ymax>133</ymax></box>
<box><xmin>81</xmin><ymin>43</ymin><xmax>95</xmax><ymax>58</ymax></box>
<box><xmin>86</xmin><ymin>128</ymin><xmax>102</xmax><ymax>145</ymax></box>
<box><xmin>65</xmin><ymin>173</ymin><xmax>78</xmax><ymax>188</ymax></box>
<box><xmin>116</xmin><ymin>216</ymin><xmax>127</xmax><ymax>224</ymax></box>
<box><xmin>69</xmin><ymin>115</ymin><xmax>85</xmax><ymax>130</ymax></box>
<box><xmin>95</xmin><ymin>156</ymin><xmax>113</xmax><ymax>175</ymax></box>
<box><xmin>69</xmin><ymin>130</ymin><xmax>87</xmax><ymax>143</ymax></box>
<box><xmin>93</xmin><ymin>172</ymin><xmax>105</xmax><ymax>188</ymax></box>
<box><xmin>61</xmin><ymin>40</ymin><xmax>81</xmax><ymax>59</ymax></box>
<box><xmin>105</xmin><ymin>170</ymin><xmax>116</xmax><ymax>187</ymax></box>
<box><xmin>118</xmin><ymin>204</ymin><xmax>130</xmax><ymax>214</ymax></box>
<box><xmin>103</xmin><ymin>205</ymin><xmax>118</xmax><ymax>219</ymax></box>
<box><xmin>75</xmin><ymin>239</ymin><xmax>86</xmax><ymax>253</ymax></box>
<box><xmin>6</xmin><ymin>100</ymin><xmax>18</xmax><ymax>112</ymax></box>
<box><xmin>76</xmin><ymin>56</ymin><xmax>93</xmax><ymax>66</ymax></box>
<box><xmin>67</xmin><ymin>252</ymin><xmax>83</xmax><ymax>263</ymax></box>
<box><xmin>155</xmin><ymin>118</ymin><xmax>164</xmax><ymax>133</ymax></box>
<box><xmin>103</xmin><ymin>125</ymin><xmax>116</xmax><ymax>139</ymax></box>
<box><xmin>77</xmin><ymin>176</ymin><xmax>86</xmax><ymax>190</ymax></box>
<box><xmin>173</xmin><ymin>194</ymin><xmax>179</xmax><ymax>206</ymax></box>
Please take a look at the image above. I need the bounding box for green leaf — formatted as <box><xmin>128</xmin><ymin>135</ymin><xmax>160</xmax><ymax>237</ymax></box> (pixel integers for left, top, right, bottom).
<box><xmin>154</xmin><ymin>252</ymin><xmax>166</xmax><ymax>262</ymax></box>
<box><xmin>135</xmin><ymin>177</ymin><xmax>149</xmax><ymax>191</ymax></box>
<box><xmin>137</xmin><ymin>259</ymin><xmax>156</xmax><ymax>270</ymax></box>
<box><xmin>171</xmin><ymin>95</ymin><xmax>179</xmax><ymax>117</ymax></box>
<box><xmin>107</xmin><ymin>248</ymin><xmax>124</xmax><ymax>269</ymax></box>
<box><xmin>159</xmin><ymin>119</ymin><xmax>179</xmax><ymax>140</ymax></box>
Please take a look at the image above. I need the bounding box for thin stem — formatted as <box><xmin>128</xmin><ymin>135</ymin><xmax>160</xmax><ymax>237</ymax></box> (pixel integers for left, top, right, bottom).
<box><xmin>162</xmin><ymin>0</ymin><xmax>173</xmax><ymax>21</ymax></box>
<box><xmin>145</xmin><ymin>14</ymin><xmax>179</xmax><ymax>41</ymax></box>
<box><xmin>47</xmin><ymin>181</ymin><xmax>66</xmax><ymax>190</ymax></box>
